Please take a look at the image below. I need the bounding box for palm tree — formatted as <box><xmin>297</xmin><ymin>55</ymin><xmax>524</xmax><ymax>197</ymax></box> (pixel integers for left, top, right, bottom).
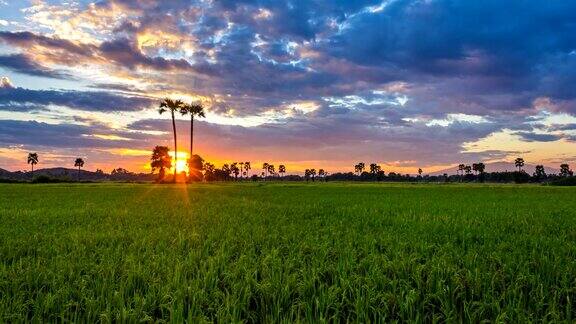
<box><xmin>27</xmin><ymin>153</ymin><xmax>38</xmax><ymax>178</ymax></box>
<box><xmin>418</xmin><ymin>168</ymin><xmax>423</xmax><ymax>177</ymax></box>
<box><xmin>151</xmin><ymin>146</ymin><xmax>172</xmax><ymax>182</ymax></box>
<box><xmin>180</xmin><ymin>103</ymin><xmax>205</xmax><ymax>157</ymax></box>
<box><xmin>159</xmin><ymin>98</ymin><xmax>184</xmax><ymax>182</ymax></box>
<box><xmin>534</xmin><ymin>164</ymin><xmax>546</xmax><ymax>181</ymax></box>
<box><xmin>464</xmin><ymin>165</ymin><xmax>472</xmax><ymax>175</ymax></box>
<box><xmin>514</xmin><ymin>157</ymin><xmax>525</xmax><ymax>172</ymax></box>
<box><xmin>278</xmin><ymin>164</ymin><xmax>286</xmax><ymax>178</ymax></box>
<box><xmin>318</xmin><ymin>169</ymin><xmax>325</xmax><ymax>179</ymax></box>
<box><xmin>262</xmin><ymin>163</ymin><xmax>269</xmax><ymax>178</ymax></box>
<box><xmin>74</xmin><ymin>158</ymin><xmax>85</xmax><ymax>180</ymax></box>
<box><xmin>310</xmin><ymin>168</ymin><xmax>317</xmax><ymax>182</ymax></box>
<box><xmin>239</xmin><ymin>162</ymin><xmax>244</xmax><ymax>178</ymax></box>
<box><xmin>231</xmin><ymin>162</ymin><xmax>240</xmax><ymax>180</ymax></box>
<box><xmin>560</xmin><ymin>163</ymin><xmax>573</xmax><ymax>177</ymax></box>
<box><xmin>355</xmin><ymin>162</ymin><xmax>365</xmax><ymax>175</ymax></box>
<box><xmin>267</xmin><ymin>164</ymin><xmax>275</xmax><ymax>178</ymax></box>
<box><xmin>244</xmin><ymin>162</ymin><xmax>251</xmax><ymax>178</ymax></box>
<box><xmin>369</xmin><ymin>163</ymin><xmax>381</xmax><ymax>174</ymax></box>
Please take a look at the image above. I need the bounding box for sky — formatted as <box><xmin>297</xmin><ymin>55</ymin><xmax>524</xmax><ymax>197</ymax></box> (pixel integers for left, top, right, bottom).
<box><xmin>0</xmin><ymin>0</ymin><xmax>575</xmax><ymax>174</ymax></box>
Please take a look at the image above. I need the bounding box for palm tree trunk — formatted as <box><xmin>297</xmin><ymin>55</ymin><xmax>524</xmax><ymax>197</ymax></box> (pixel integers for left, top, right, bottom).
<box><xmin>171</xmin><ymin>110</ymin><xmax>178</xmax><ymax>183</ymax></box>
<box><xmin>31</xmin><ymin>164</ymin><xmax>34</xmax><ymax>178</ymax></box>
<box><xmin>78</xmin><ymin>166</ymin><xmax>80</xmax><ymax>181</ymax></box>
<box><xmin>190</xmin><ymin>115</ymin><xmax>194</xmax><ymax>157</ymax></box>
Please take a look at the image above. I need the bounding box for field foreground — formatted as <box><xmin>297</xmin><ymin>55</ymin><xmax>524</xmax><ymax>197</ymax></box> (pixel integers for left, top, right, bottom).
<box><xmin>1</xmin><ymin>183</ymin><xmax>575</xmax><ymax>322</ymax></box>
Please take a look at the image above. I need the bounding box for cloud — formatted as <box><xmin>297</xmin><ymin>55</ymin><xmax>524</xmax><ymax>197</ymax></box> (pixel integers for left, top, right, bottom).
<box><xmin>0</xmin><ymin>54</ymin><xmax>72</xmax><ymax>79</ymax></box>
<box><xmin>0</xmin><ymin>76</ymin><xmax>13</xmax><ymax>89</ymax></box>
<box><xmin>0</xmin><ymin>86</ymin><xmax>154</xmax><ymax>112</ymax></box>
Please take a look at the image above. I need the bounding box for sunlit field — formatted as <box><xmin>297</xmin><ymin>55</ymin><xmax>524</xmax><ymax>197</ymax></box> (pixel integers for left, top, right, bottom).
<box><xmin>1</xmin><ymin>183</ymin><xmax>575</xmax><ymax>322</ymax></box>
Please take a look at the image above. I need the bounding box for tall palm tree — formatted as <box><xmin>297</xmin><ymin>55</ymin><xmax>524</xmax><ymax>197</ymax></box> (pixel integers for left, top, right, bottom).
<box><xmin>74</xmin><ymin>158</ymin><xmax>85</xmax><ymax>180</ymax></box>
<box><xmin>239</xmin><ymin>162</ymin><xmax>244</xmax><ymax>178</ymax></box>
<box><xmin>278</xmin><ymin>164</ymin><xmax>286</xmax><ymax>178</ymax></box>
<box><xmin>180</xmin><ymin>103</ymin><xmax>205</xmax><ymax>157</ymax></box>
<box><xmin>262</xmin><ymin>163</ymin><xmax>269</xmax><ymax>178</ymax></box>
<box><xmin>27</xmin><ymin>153</ymin><xmax>38</xmax><ymax>178</ymax></box>
<box><xmin>151</xmin><ymin>146</ymin><xmax>172</xmax><ymax>182</ymax></box>
<box><xmin>159</xmin><ymin>98</ymin><xmax>184</xmax><ymax>182</ymax></box>
<box><xmin>244</xmin><ymin>162</ymin><xmax>251</xmax><ymax>178</ymax></box>
<box><xmin>514</xmin><ymin>157</ymin><xmax>525</xmax><ymax>172</ymax></box>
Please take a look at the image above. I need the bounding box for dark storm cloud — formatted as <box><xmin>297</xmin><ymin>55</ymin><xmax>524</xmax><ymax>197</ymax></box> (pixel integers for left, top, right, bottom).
<box><xmin>0</xmin><ymin>86</ymin><xmax>154</xmax><ymax>112</ymax></box>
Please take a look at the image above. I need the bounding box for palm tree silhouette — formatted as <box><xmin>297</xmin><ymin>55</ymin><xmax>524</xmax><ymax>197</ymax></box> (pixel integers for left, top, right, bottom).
<box><xmin>514</xmin><ymin>157</ymin><xmax>525</xmax><ymax>172</ymax></box>
<box><xmin>262</xmin><ymin>163</ymin><xmax>269</xmax><ymax>178</ymax></box>
<box><xmin>418</xmin><ymin>168</ymin><xmax>423</xmax><ymax>176</ymax></box>
<box><xmin>151</xmin><ymin>146</ymin><xmax>172</xmax><ymax>182</ymax></box>
<box><xmin>239</xmin><ymin>162</ymin><xmax>244</xmax><ymax>178</ymax></box>
<box><xmin>244</xmin><ymin>161</ymin><xmax>251</xmax><ymax>178</ymax></box>
<box><xmin>159</xmin><ymin>98</ymin><xmax>184</xmax><ymax>182</ymax></box>
<box><xmin>534</xmin><ymin>164</ymin><xmax>546</xmax><ymax>181</ymax></box>
<box><xmin>27</xmin><ymin>153</ymin><xmax>38</xmax><ymax>178</ymax></box>
<box><xmin>318</xmin><ymin>169</ymin><xmax>325</xmax><ymax>180</ymax></box>
<box><xmin>279</xmin><ymin>164</ymin><xmax>286</xmax><ymax>178</ymax></box>
<box><xmin>355</xmin><ymin>162</ymin><xmax>365</xmax><ymax>175</ymax></box>
<box><xmin>310</xmin><ymin>168</ymin><xmax>317</xmax><ymax>182</ymax></box>
<box><xmin>369</xmin><ymin>163</ymin><xmax>381</xmax><ymax>174</ymax></box>
<box><xmin>231</xmin><ymin>162</ymin><xmax>240</xmax><ymax>180</ymax></box>
<box><xmin>560</xmin><ymin>163</ymin><xmax>572</xmax><ymax>177</ymax></box>
<box><xmin>180</xmin><ymin>102</ymin><xmax>205</xmax><ymax>157</ymax></box>
<box><xmin>458</xmin><ymin>164</ymin><xmax>465</xmax><ymax>181</ymax></box>
<box><xmin>74</xmin><ymin>158</ymin><xmax>85</xmax><ymax>180</ymax></box>
<box><xmin>267</xmin><ymin>164</ymin><xmax>275</xmax><ymax>178</ymax></box>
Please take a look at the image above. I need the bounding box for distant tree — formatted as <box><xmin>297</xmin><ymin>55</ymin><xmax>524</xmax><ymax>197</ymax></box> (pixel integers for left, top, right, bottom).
<box><xmin>533</xmin><ymin>164</ymin><xmax>546</xmax><ymax>181</ymax></box>
<box><xmin>475</xmin><ymin>162</ymin><xmax>486</xmax><ymax>182</ymax></box>
<box><xmin>222</xmin><ymin>164</ymin><xmax>231</xmax><ymax>178</ymax></box>
<box><xmin>369</xmin><ymin>163</ymin><xmax>381</xmax><ymax>174</ymax></box>
<box><xmin>458</xmin><ymin>164</ymin><xmax>465</xmax><ymax>181</ymax></box>
<box><xmin>150</xmin><ymin>146</ymin><xmax>172</xmax><ymax>182</ymax></box>
<box><xmin>231</xmin><ymin>162</ymin><xmax>240</xmax><ymax>180</ymax></box>
<box><xmin>74</xmin><ymin>158</ymin><xmax>85</xmax><ymax>180</ymax></box>
<box><xmin>111</xmin><ymin>168</ymin><xmax>129</xmax><ymax>175</ymax></box>
<box><xmin>159</xmin><ymin>98</ymin><xmax>184</xmax><ymax>182</ymax></box>
<box><xmin>262</xmin><ymin>163</ymin><xmax>269</xmax><ymax>178</ymax></box>
<box><xmin>418</xmin><ymin>168</ymin><xmax>423</xmax><ymax>177</ymax></box>
<box><xmin>179</xmin><ymin>102</ymin><xmax>205</xmax><ymax>157</ymax></box>
<box><xmin>244</xmin><ymin>161</ymin><xmax>251</xmax><ymax>178</ymax></box>
<box><xmin>514</xmin><ymin>157</ymin><xmax>525</xmax><ymax>172</ymax></box>
<box><xmin>239</xmin><ymin>162</ymin><xmax>244</xmax><ymax>178</ymax></box>
<box><xmin>27</xmin><ymin>153</ymin><xmax>38</xmax><ymax>177</ymax></box>
<box><xmin>355</xmin><ymin>162</ymin><xmax>365</xmax><ymax>175</ymax></box>
<box><xmin>310</xmin><ymin>168</ymin><xmax>316</xmax><ymax>182</ymax></box>
<box><xmin>318</xmin><ymin>169</ymin><xmax>326</xmax><ymax>180</ymax></box>
<box><xmin>464</xmin><ymin>165</ymin><xmax>472</xmax><ymax>175</ymax></box>
<box><xmin>267</xmin><ymin>164</ymin><xmax>276</xmax><ymax>178</ymax></box>
<box><xmin>304</xmin><ymin>169</ymin><xmax>311</xmax><ymax>182</ymax></box>
<box><xmin>560</xmin><ymin>163</ymin><xmax>573</xmax><ymax>177</ymax></box>
<box><xmin>279</xmin><ymin>164</ymin><xmax>286</xmax><ymax>178</ymax></box>
<box><xmin>188</xmin><ymin>154</ymin><xmax>204</xmax><ymax>181</ymax></box>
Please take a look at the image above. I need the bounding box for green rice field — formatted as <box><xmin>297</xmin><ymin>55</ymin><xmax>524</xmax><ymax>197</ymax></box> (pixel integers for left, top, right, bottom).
<box><xmin>1</xmin><ymin>183</ymin><xmax>575</xmax><ymax>322</ymax></box>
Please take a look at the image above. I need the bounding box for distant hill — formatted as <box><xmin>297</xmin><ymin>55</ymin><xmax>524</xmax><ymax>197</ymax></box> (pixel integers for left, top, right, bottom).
<box><xmin>430</xmin><ymin>162</ymin><xmax>560</xmax><ymax>176</ymax></box>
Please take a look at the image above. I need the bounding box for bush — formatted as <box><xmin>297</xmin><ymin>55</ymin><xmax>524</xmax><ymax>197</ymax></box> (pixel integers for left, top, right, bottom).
<box><xmin>549</xmin><ymin>177</ymin><xmax>576</xmax><ymax>186</ymax></box>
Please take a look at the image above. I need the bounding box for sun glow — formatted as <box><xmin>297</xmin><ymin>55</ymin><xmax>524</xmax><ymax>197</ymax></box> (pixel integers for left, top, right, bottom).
<box><xmin>170</xmin><ymin>151</ymin><xmax>189</xmax><ymax>174</ymax></box>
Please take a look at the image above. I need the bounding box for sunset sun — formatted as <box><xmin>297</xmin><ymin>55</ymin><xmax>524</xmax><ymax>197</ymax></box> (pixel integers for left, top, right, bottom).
<box><xmin>171</xmin><ymin>151</ymin><xmax>189</xmax><ymax>174</ymax></box>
